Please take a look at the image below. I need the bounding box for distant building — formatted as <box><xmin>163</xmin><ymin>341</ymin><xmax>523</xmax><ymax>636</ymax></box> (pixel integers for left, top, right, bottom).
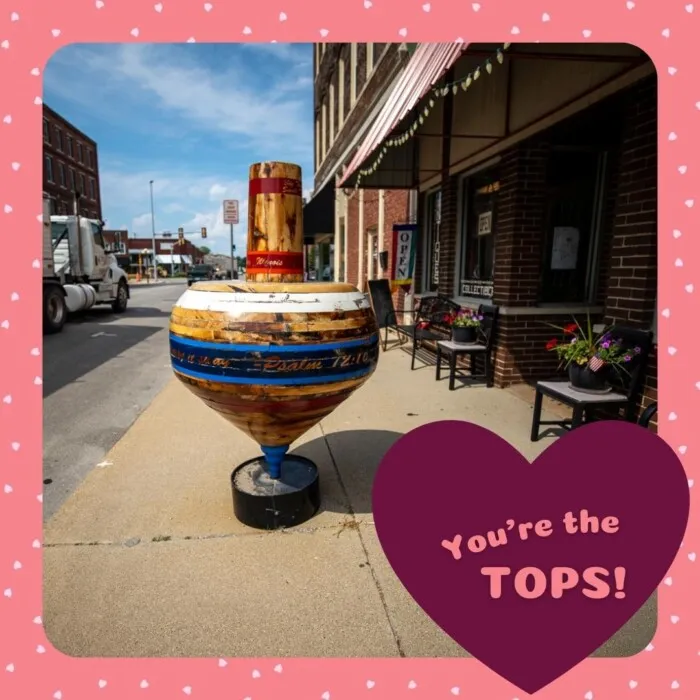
<box><xmin>125</xmin><ymin>234</ymin><xmax>203</xmax><ymax>274</ymax></box>
<box><xmin>42</xmin><ymin>105</ymin><xmax>102</xmax><ymax>219</ymax></box>
<box><xmin>102</xmin><ymin>229</ymin><xmax>128</xmax><ymax>253</ymax></box>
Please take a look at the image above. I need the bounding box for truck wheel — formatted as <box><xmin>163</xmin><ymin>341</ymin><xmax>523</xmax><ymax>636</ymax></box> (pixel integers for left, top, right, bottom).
<box><xmin>112</xmin><ymin>280</ymin><xmax>129</xmax><ymax>313</ymax></box>
<box><xmin>43</xmin><ymin>286</ymin><xmax>67</xmax><ymax>334</ymax></box>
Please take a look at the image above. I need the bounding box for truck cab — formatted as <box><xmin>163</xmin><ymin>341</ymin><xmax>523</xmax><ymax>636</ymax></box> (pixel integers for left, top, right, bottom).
<box><xmin>43</xmin><ymin>197</ymin><xmax>131</xmax><ymax>334</ymax></box>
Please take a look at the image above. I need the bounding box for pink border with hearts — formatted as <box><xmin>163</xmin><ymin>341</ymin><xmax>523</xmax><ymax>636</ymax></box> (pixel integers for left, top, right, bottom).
<box><xmin>1</xmin><ymin>0</ymin><xmax>697</xmax><ymax>698</ymax></box>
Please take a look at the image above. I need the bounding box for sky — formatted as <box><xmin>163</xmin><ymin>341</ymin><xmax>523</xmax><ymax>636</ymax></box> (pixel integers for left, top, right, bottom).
<box><xmin>43</xmin><ymin>42</ymin><xmax>314</xmax><ymax>254</ymax></box>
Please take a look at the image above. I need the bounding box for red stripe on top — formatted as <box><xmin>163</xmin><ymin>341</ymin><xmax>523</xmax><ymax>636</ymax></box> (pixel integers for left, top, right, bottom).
<box><xmin>246</xmin><ymin>252</ymin><xmax>303</xmax><ymax>274</ymax></box>
<box><xmin>249</xmin><ymin>177</ymin><xmax>302</xmax><ymax>197</ymax></box>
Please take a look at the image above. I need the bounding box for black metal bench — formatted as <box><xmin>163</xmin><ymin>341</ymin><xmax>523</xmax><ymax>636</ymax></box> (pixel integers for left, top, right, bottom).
<box><xmin>530</xmin><ymin>326</ymin><xmax>654</xmax><ymax>441</ymax></box>
<box><xmin>435</xmin><ymin>304</ymin><xmax>500</xmax><ymax>389</ymax></box>
<box><xmin>366</xmin><ymin>280</ymin><xmax>461</xmax><ymax>368</ymax></box>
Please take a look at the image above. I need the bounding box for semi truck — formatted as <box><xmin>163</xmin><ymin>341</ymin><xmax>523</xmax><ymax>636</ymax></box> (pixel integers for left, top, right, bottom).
<box><xmin>43</xmin><ymin>197</ymin><xmax>131</xmax><ymax>334</ymax></box>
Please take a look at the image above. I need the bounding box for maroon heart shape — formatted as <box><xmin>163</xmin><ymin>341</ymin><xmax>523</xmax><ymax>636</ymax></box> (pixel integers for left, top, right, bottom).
<box><xmin>373</xmin><ymin>420</ymin><xmax>689</xmax><ymax>694</ymax></box>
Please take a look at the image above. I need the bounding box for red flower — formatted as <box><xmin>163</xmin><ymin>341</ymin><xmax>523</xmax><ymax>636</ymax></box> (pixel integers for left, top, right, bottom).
<box><xmin>564</xmin><ymin>323</ymin><xmax>578</xmax><ymax>335</ymax></box>
<box><xmin>417</xmin><ymin>321</ymin><xmax>430</xmax><ymax>330</ymax></box>
<box><xmin>545</xmin><ymin>338</ymin><xmax>558</xmax><ymax>351</ymax></box>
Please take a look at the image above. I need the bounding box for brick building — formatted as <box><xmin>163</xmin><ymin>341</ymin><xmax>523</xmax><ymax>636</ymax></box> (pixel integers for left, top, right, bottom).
<box><xmin>43</xmin><ymin>105</ymin><xmax>102</xmax><ymax>219</ymax></box>
<box><xmin>335</xmin><ymin>42</ymin><xmax>657</xmax><ymax>423</ymax></box>
<box><xmin>303</xmin><ymin>43</ymin><xmax>415</xmax><ymax>301</ymax></box>
<box><xmin>125</xmin><ymin>235</ymin><xmax>203</xmax><ymax>275</ymax></box>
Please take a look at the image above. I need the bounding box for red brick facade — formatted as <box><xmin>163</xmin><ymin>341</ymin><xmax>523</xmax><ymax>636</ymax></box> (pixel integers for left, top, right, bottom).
<box><xmin>343</xmin><ymin>189</ymin><xmax>412</xmax><ymax>314</ymax></box>
<box><xmin>42</xmin><ymin>105</ymin><xmax>102</xmax><ymax>220</ymax></box>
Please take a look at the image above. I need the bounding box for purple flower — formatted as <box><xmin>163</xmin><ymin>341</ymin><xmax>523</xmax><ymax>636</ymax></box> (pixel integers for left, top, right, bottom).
<box><xmin>634</xmin><ymin>346</ymin><xmax>641</xmax><ymax>354</ymax></box>
<box><xmin>601</xmin><ymin>341</ymin><xmax>610</xmax><ymax>349</ymax></box>
<box><xmin>570</xmin><ymin>337</ymin><xmax>577</xmax><ymax>344</ymax></box>
<box><xmin>624</xmin><ymin>354</ymin><xmax>632</xmax><ymax>362</ymax></box>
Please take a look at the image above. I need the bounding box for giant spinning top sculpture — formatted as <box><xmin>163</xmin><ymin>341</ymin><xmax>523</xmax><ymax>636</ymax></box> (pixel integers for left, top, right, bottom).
<box><xmin>169</xmin><ymin>162</ymin><xmax>379</xmax><ymax>529</ymax></box>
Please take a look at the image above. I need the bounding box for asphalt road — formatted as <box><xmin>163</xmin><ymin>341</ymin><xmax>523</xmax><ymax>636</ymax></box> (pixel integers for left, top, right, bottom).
<box><xmin>42</xmin><ymin>281</ymin><xmax>187</xmax><ymax>521</ymax></box>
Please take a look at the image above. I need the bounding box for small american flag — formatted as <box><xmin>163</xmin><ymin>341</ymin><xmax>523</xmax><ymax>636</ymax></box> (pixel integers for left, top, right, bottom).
<box><xmin>588</xmin><ymin>355</ymin><xmax>605</xmax><ymax>372</ymax></box>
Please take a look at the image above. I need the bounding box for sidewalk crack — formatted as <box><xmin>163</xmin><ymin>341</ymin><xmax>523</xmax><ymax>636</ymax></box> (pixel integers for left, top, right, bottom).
<box><xmin>319</xmin><ymin>422</ymin><xmax>405</xmax><ymax>657</ymax></box>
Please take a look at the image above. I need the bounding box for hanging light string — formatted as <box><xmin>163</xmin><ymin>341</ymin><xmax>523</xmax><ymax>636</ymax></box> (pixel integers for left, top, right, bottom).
<box><xmin>348</xmin><ymin>42</ymin><xmax>511</xmax><ymax>194</ymax></box>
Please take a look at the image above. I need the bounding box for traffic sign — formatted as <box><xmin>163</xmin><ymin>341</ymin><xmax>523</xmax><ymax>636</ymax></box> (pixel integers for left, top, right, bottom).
<box><xmin>201</xmin><ymin>227</ymin><xmax>207</xmax><ymax>239</ymax></box>
<box><xmin>223</xmin><ymin>199</ymin><xmax>239</xmax><ymax>225</ymax></box>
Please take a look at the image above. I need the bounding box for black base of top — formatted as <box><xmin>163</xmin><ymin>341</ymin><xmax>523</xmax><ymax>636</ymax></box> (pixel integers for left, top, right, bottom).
<box><xmin>231</xmin><ymin>454</ymin><xmax>320</xmax><ymax>530</ymax></box>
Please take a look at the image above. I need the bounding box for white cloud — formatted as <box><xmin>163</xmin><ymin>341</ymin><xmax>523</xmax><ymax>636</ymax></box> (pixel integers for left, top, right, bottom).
<box><xmin>46</xmin><ymin>43</ymin><xmax>313</xmax><ymax>156</ymax></box>
<box><xmin>208</xmin><ymin>183</ymin><xmax>227</xmax><ymax>200</ymax></box>
<box><xmin>131</xmin><ymin>213</ymin><xmax>152</xmax><ymax>233</ymax></box>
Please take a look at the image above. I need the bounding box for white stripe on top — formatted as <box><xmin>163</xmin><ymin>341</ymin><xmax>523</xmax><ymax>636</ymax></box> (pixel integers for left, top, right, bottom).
<box><xmin>173</xmin><ymin>288</ymin><xmax>371</xmax><ymax>315</ymax></box>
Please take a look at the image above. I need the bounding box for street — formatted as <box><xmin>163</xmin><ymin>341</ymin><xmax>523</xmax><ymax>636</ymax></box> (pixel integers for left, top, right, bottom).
<box><xmin>42</xmin><ymin>281</ymin><xmax>186</xmax><ymax>521</ymax></box>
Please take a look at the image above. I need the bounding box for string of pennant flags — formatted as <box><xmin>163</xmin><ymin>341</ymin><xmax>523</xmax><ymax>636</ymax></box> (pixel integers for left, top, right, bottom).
<box><xmin>349</xmin><ymin>42</ymin><xmax>511</xmax><ymax>194</ymax></box>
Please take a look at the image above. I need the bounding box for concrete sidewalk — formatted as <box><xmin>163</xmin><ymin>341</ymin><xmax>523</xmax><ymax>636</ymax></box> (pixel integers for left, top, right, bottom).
<box><xmin>43</xmin><ymin>345</ymin><xmax>655</xmax><ymax>658</ymax></box>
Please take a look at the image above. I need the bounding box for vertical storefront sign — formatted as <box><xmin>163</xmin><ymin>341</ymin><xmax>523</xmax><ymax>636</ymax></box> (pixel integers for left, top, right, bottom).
<box><xmin>391</xmin><ymin>224</ymin><xmax>417</xmax><ymax>287</ymax></box>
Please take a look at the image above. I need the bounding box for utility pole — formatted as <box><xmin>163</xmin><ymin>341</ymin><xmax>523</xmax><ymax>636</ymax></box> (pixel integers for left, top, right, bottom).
<box><xmin>149</xmin><ymin>180</ymin><xmax>157</xmax><ymax>282</ymax></box>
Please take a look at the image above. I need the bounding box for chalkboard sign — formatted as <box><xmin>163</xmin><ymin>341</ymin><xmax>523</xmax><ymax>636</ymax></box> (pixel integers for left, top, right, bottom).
<box><xmin>367</xmin><ymin>279</ymin><xmax>396</xmax><ymax>329</ymax></box>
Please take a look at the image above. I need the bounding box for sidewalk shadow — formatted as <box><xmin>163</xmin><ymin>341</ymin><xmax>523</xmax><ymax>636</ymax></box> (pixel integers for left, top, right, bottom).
<box><xmin>43</xmin><ymin>323</ymin><xmax>163</xmax><ymax>397</ymax></box>
<box><xmin>293</xmin><ymin>429</ymin><xmax>403</xmax><ymax>518</ymax></box>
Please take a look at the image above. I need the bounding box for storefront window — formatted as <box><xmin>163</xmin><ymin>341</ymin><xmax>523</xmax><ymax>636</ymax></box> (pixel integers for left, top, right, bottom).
<box><xmin>459</xmin><ymin>172</ymin><xmax>498</xmax><ymax>299</ymax></box>
<box><xmin>540</xmin><ymin>149</ymin><xmax>606</xmax><ymax>303</ymax></box>
<box><xmin>423</xmin><ymin>190</ymin><xmax>441</xmax><ymax>293</ymax></box>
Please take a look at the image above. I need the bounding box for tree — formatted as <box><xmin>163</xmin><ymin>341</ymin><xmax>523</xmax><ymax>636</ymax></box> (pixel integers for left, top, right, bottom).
<box><xmin>199</xmin><ymin>246</ymin><xmax>211</xmax><ymax>255</ymax></box>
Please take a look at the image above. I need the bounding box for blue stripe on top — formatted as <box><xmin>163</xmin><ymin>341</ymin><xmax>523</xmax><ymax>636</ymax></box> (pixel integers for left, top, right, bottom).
<box><xmin>169</xmin><ymin>332</ymin><xmax>380</xmax><ymax>385</ymax></box>
<box><xmin>173</xmin><ymin>365</ymin><xmax>374</xmax><ymax>386</ymax></box>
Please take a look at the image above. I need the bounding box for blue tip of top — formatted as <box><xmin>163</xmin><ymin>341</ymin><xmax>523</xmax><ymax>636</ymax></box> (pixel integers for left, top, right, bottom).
<box><xmin>260</xmin><ymin>444</ymin><xmax>290</xmax><ymax>479</ymax></box>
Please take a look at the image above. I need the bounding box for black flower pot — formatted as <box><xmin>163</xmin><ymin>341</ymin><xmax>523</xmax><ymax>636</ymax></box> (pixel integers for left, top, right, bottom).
<box><xmin>568</xmin><ymin>363</ymin><xmax>610</xmax><ymax>393</ymax></box>
<box><xmin>452</xmin><ymin>326</ymin><xmax>477</xmax><ymax>343</ymax></box>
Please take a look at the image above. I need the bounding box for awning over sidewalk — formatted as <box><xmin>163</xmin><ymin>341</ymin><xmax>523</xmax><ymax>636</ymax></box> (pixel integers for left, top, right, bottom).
<box><xmin>156</xmin><ymin>254</ymin><xmax>192</xmax><ymax>265</ymax></box>
<box><xmin>338</xmin><ymin>42</ymin><xmax>465</xmax><ymax>186</ymax></box>
<box><xmin>303</xmin><ymin>180</ymin><xmax>335</xmax><ymax>246</ymax></box>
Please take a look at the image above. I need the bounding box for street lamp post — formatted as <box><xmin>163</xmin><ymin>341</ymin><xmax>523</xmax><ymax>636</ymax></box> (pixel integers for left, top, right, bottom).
<box><xmin>149</xmin><ymin>180</ymin><xmax>157</xmax><ymax>282</ymax></box>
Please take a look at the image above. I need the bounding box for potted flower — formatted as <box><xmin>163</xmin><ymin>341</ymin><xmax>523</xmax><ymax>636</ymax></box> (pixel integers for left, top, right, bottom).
<box><xmin>544</xmin><ymin>317</ymin><xmax>641</xmax><ymax>393</ymax></box>
<box><xmin>445</xmin><ymin>308</ymin><xmax>483</xmax><ymax>343</ymax></box>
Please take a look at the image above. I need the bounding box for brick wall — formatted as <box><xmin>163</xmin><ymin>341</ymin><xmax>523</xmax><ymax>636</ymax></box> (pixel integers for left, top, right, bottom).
<box><xmin>42</xmin><ymin>105</ymin><xmax>102</xmax><ymax>219</ymax></box>
<box><xmin>604</xmin><ymin>77</ymin><xmax>657</xmax><ymax>329</ymax></box>
<box><xmin>341</xmin><ymin>44</ymin><xmax>351</xmax><ymax>119</ymax></box>
<box><xmin>492</xmin><ymin>143</ymin><xmax>549</xmax><ymax>308</ymax></box>
<box><xmin>346</xmin><ymin>191</ymin><xmax>359</xmax><ymax>287</ymax></box>
<box><xmin>437</xmin><ymin>175</ymin><xmax>459</xmax><ymax>297</ymax></box>
<box><xmin>603</xmin><ymin>76</ymin><xmax>658</xmax><ymax>427</ymax></box>
<box><xmin>356</xmin><ymin>44</ymin><xmax>368</xmax><ymax>96</ymax></box>
<box><xmin>343</xmin><ymin>189</ymin><xmax>411</xmax><ymax>305</ymax></box>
